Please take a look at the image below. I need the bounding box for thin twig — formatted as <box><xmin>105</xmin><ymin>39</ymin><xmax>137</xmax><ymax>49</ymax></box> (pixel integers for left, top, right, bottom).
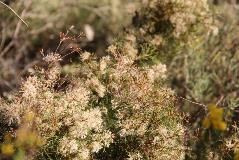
<box><xmin>176</xmin><ymin>96</ymin><xmax>207</xmax><ymax>109</ymax></box>
<box><xmin>216</xmin><ymin>96</ymin><xmax>224</xmax><ymax>106</ymax></box>
<box><xmin>0</xmin><ymin>1</ymin><xmax>28</xmax><ymax>27</ymax></box>
<box><xmin>0</xmin><ymin>41</ymin><xmax>14</xmax><ymax>57</ymax></box>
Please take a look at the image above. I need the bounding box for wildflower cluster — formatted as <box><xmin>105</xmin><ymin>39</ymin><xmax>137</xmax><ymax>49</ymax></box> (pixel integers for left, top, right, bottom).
<box><xmin>62</xmin><ymin>43</ymin><xmax>185</xmax><ymax>159</ymax></box>
<box><xmin>0</xmin><ymin>34</ymin><xmax>185</xmax><ymax>160</ymax></box>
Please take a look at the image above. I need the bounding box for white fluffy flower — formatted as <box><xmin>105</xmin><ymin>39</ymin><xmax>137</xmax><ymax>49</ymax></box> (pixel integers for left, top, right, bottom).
<box><xmin>147</xmin><ymin>63</ymin><xmax>167</xmax><ymax>82</ymax></box>
<box><xmin>92</xmin><ymin>141</ymin><xmax>102</xmax><ymax>153</ymax></box>
<box><xmin>58</xmin><ymin>137</ymin><xmax>78</xmax><ymax>155</ymax></box>
<box><xmin>79</xmin><ymin>148</ymin><xmax>90</xmax><ymax>160</ymax></box>
<box><xmin>87</xmin><ymin>78</ymin><xmax>106</xmax><ymax>97</ymax></box>
<box><xmin>22</xmin><ymin>76</ymin><xmax>39</xmax><ymax>99</ymax></box>
<box><xmin>81</xmin><ymin>52</ymin><xmax>91</xmax><ymax>61</ymax></box>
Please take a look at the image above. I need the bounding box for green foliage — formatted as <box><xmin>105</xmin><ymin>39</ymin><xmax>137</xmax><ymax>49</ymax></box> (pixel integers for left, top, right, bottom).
<box><xmin>169</xmin><ymin>3</ymin><xmax>239</xmax><ymax>159</ymax></box>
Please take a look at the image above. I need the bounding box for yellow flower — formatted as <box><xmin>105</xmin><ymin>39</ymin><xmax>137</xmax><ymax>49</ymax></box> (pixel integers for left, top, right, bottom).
<box><xmin>1</xmin><ymin>143</ymin><xmax>15</xmax><ymax>156</ymax></box>
<box><xmin>15</xmin><ymin>128</ymin><xmax>28</xmax><ymax>146</ymax></box>
<box><xmin>208</xmin><ymin>104</ymin><xmax>223</xmax><ymax>121</ymax></box>
<box><xmin>202</xmin><ymin>104</ymin><xmax>227</xmax><ymax>131</ymax></box>
<box><xmin>16</xmin><ymin>128</ymin><xmax>43</xmax><ymax>147</ymax></box>
<box><xmin>28</xmin><ymin>132</ymin><xmax>37</xmax><ymax>146</ymax></box>
<box><xmin>36</xmin><ymin>136</ymin><xmax>44</xmax><ymax>147</ymax></box>
<box><xmin>27</xmin><ymin>131</ymin><xmax>44</xmax><ymax>147</ymax></box>
<box><xmin>202</xmin><ymin>117</ymin><xmax>210</xmax><ymax>129</ymax></box>
<box><xmin>212</xmin><ymin>121</ymin><xmax>227</xmax><ymax>131</ymax></box>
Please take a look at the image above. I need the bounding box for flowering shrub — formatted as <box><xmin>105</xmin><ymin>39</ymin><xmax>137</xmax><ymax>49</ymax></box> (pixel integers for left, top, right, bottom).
<box><xmin>0</xmin><ymin>29</ymin><xmax>184</xmax><ymax>159</ymax></box>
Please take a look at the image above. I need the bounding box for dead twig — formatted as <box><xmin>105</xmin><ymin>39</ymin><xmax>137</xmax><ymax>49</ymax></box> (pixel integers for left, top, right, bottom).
<box><xmin>0</xmin><ymin>1</ymin><xmax>28</xmax><ymax>27</ymax></box>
